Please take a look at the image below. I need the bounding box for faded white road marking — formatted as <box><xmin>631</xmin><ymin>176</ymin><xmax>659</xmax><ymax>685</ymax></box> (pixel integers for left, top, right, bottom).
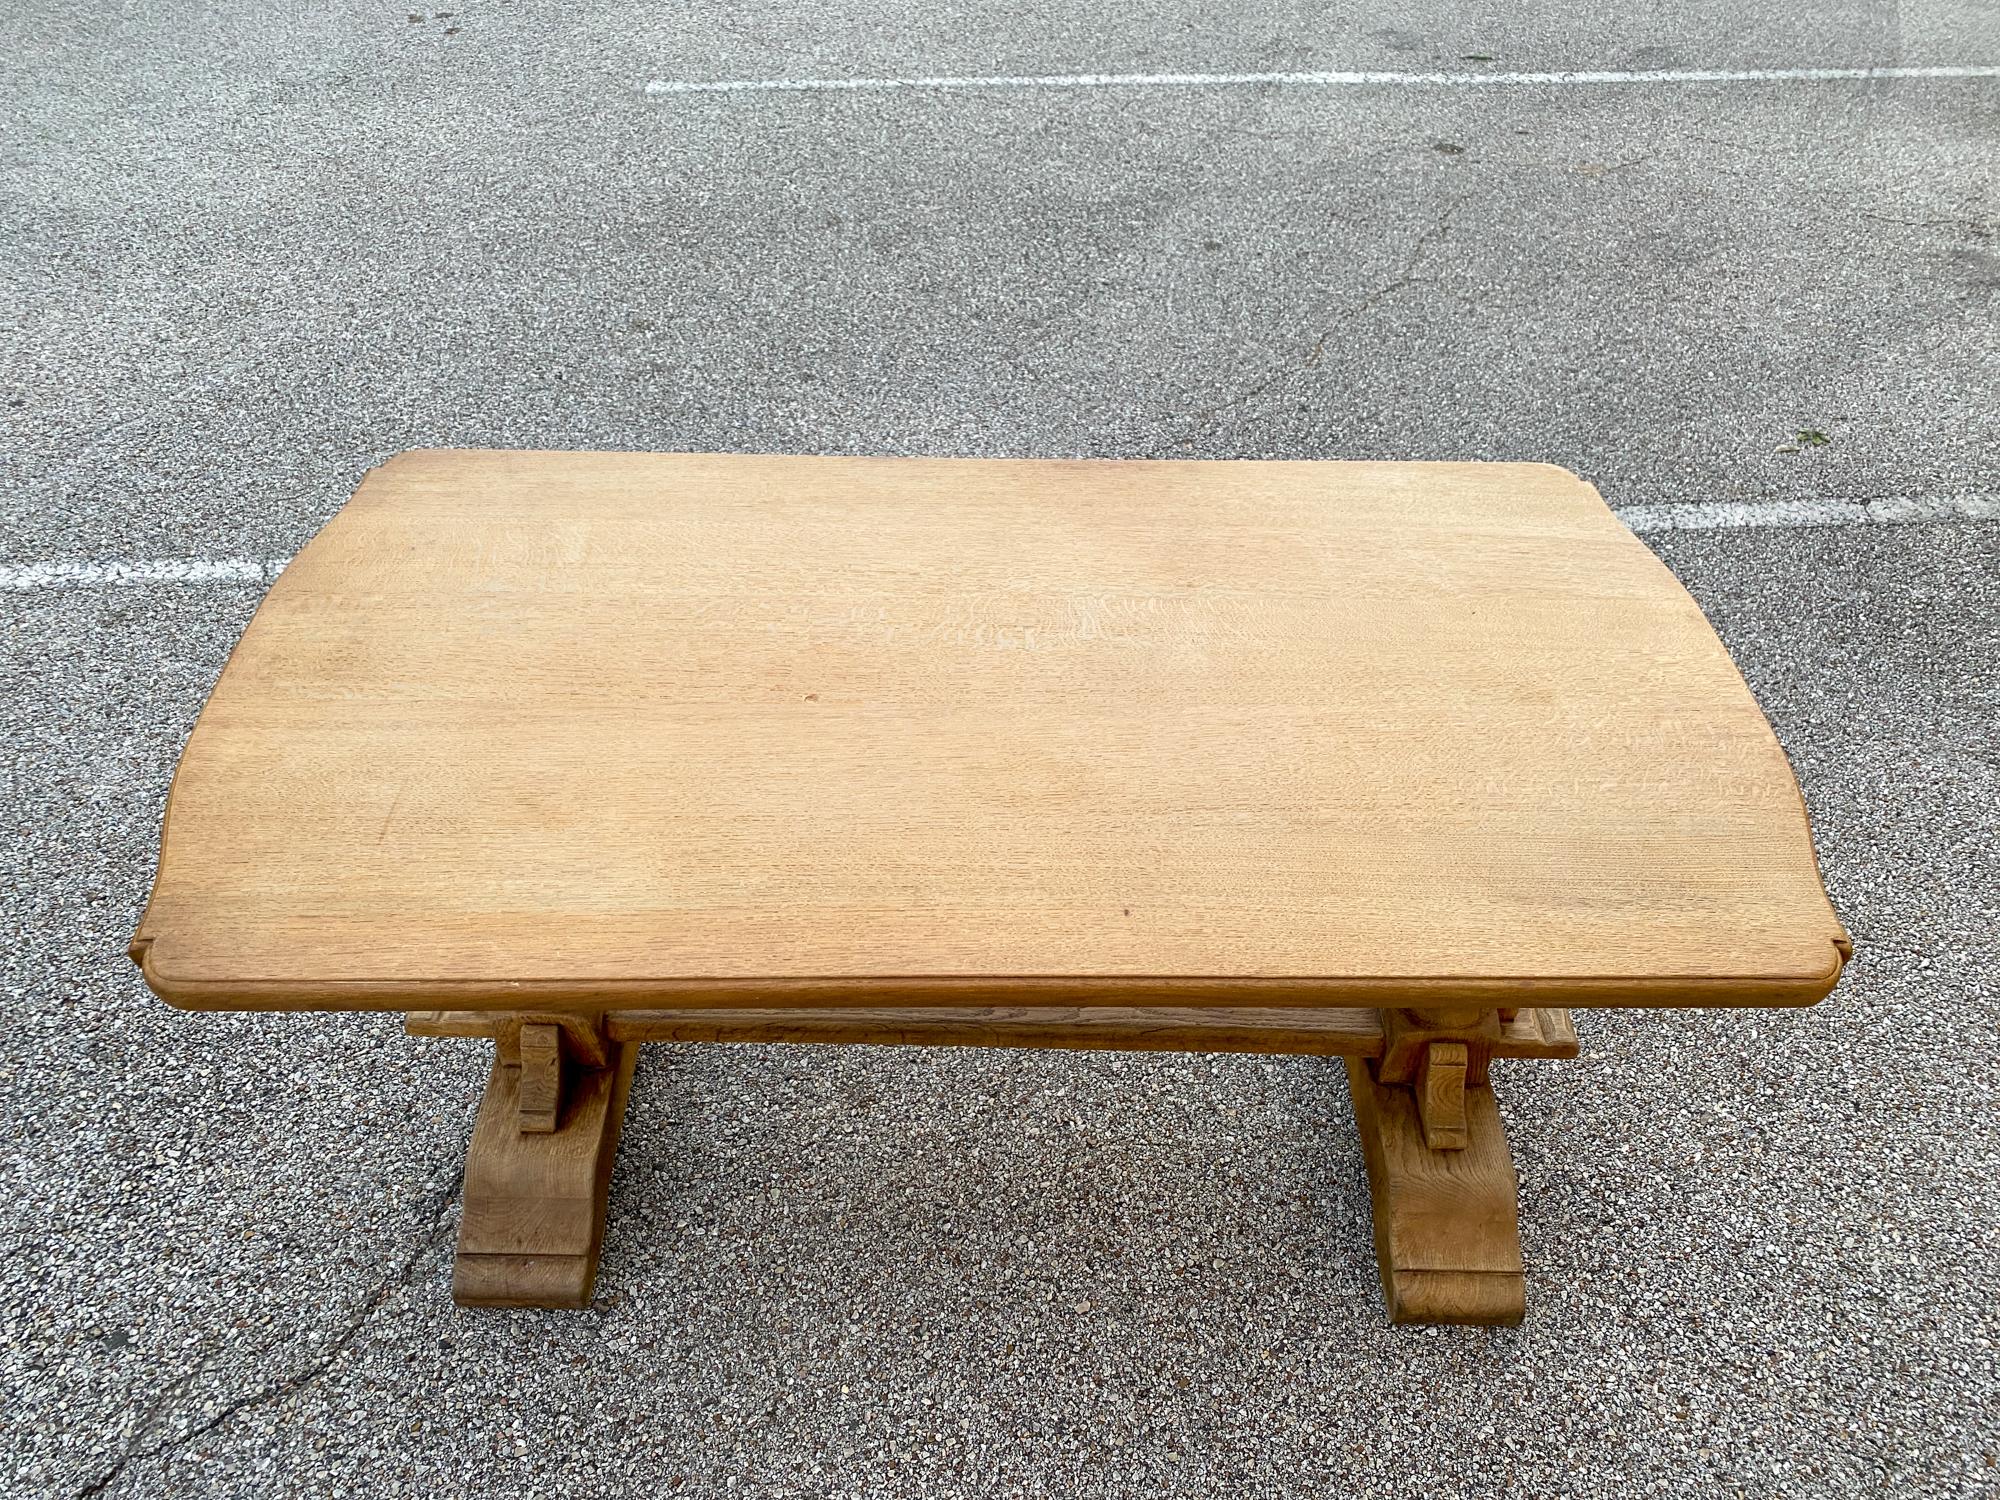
<box><xmin>642</xmin><ymin>64</ymin><xmax>2000</xmax><ymax>97</ymax></box>
<box><xmin>4</xmin><ymin>498</ymin><xmax>1991</xmax><ymax>590</ymax></box>
<box><xmin>1617</xmin><ymin>495</ymin><xmax>1999</xmax><ymax>532</ymax></box>
<box><xmin>0</xmin><ymin>558</ymin><xmax>284</xmax><ymax>590</ymax></box>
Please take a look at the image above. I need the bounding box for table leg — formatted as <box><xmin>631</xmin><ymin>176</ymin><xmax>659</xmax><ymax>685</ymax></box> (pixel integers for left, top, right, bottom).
<box><xmin>1344</xmin><ymin>1055</ymin><xmax>1526</xmax><ymax>1326</ymax></box>
<box><xmin>452</xmin><ymin>1039</ymin><xmax>639</xmax><ymax>1308</ymax></box>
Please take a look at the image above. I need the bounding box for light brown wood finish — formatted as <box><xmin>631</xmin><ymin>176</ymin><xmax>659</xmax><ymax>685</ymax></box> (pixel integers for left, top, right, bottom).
<box><xmin>132</xmin><ymin>452</ymin><xmax>1847</xmax><ymax>1013</ymax></box>
<box><xmin>453</xmin><ymin>1042</ymin><xmax>639</xmax><ymax>1308</ymax></box>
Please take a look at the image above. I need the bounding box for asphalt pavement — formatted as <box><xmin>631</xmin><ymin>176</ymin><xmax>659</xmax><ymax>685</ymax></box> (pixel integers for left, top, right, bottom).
<box><xmin>2</xmin><ymin>2</ymin><xmax>1996</xmax><ymax>1496</ymax></box>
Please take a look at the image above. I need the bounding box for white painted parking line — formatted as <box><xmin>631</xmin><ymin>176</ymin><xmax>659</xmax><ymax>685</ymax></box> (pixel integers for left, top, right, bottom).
<box><xmin>642</xmin><ymin>64</ymin><xmax>2000</xmax><ymax>97</ymax></box>
<box><xmin>1618</xmin><ymin>494</ymin><xmax>1999</xmax><ymax>531</ymax></box>
<box><xmin>4</xmin><ymin>497</ymin><xmax>1992</xmax><ymax>591</ymax></box>
<box><xmin>0</xmin><ymin>558</ymin><xmax>284</xmax><ymax>590</ymax></box>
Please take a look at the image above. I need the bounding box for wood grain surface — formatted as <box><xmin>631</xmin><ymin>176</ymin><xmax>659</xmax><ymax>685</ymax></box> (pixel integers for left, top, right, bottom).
<box><xmin>131</xmin><ymin>451</ymin><xmax>1849</xmax><ymax>1011</ymax></box>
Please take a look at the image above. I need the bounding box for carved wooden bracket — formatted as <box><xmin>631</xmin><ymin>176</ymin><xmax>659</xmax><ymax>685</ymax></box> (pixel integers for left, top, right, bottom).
<box><xmin>410</xmin><ymin>1011</ymin><xmax>615</xmax><ymax>1134</ymax></box>
<box><xmin>1372</xmin><ymin>1006</ymin><xmax>1577</xmax><ymax>1151</ymax></box>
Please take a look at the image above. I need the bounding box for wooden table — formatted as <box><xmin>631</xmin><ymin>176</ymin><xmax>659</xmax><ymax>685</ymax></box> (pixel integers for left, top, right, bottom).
<box><xmin>131</xmin><ymin>451</ymin><xmax>1849</xmax><ymax>1325</ymax></box>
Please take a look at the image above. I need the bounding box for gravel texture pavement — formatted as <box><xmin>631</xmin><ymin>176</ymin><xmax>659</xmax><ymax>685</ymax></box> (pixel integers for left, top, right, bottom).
<box><xmin>2</xmin><ymin>2</ymin><xmax>1996</xmax><ymax>1497</ymax></box>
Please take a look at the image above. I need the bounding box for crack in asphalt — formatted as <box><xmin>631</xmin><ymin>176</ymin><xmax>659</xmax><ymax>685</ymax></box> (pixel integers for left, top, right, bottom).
<box><xmin>72</xmin><ymin>1167</ymin><xmax>465</xmax><ymax>1499</ymax></box>
<box><xmin>1161</xmin><ymin>197</ymin><xmax>1466</xmax><ymax>449</ymax></box>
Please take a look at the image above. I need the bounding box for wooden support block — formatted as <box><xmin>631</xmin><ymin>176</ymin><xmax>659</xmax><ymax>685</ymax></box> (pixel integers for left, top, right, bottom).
<box><xmin>516</xmin><ymin>1022</ymin><xmax>562</xmax><ymax>1133</ymax></box>
<box><xmin>1345</xmin><ymin>1055</ymin><xmax>1525</xmax><ymax>1326</ymax></box>
<box><xmin>453</xmin><ymin>1041</ymin><xmax>639</xmax><ymax>1308</ymax></box>
<box><xmin>1414</xmin><ymin>1040</ymin><xmax>1469</xmax><ymax>1151</ymax></box>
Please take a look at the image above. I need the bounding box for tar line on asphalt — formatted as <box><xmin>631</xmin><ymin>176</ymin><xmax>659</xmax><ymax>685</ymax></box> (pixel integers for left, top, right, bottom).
<box><xmin>2</xmin><ymin>496</ymin><xmax>1993</xmax><ymax>591</ymax></box>
<box><xmin>641</xmin><ymin>63</ymin><xmax>2000</xmax><ymax>96</ymax></box>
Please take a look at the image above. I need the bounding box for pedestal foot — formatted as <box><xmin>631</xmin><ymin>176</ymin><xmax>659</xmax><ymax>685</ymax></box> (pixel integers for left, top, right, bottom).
<box><xmin>1344</xmin><ymin>1055</ymin><xmax>1526</xmax><ymax>1327</ymax></box>
<box><xmin>452</xmin><ymin>1039</ymin><xmax>639</xmax><ymax>1308</ymax></box>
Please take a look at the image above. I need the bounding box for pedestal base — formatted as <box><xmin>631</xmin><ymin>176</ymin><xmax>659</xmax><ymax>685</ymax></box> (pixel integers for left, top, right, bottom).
<box><xmin>418</xmin><ymin>1006</ymin><xmax>1563</xmax><ymax>1323</ymax></box>
<box><xmin>1344</xmin><ymin>1055</ymin><xmax>1526</xmax><ymax>1326</ymax></box>
<box><xmin>452</xmin><ymin>1042</ymin><xmax>639</xmax><ymax>1308</ymax></box>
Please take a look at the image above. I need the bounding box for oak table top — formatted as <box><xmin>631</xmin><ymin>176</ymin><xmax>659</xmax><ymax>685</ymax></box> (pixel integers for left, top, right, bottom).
<box><xmin>132</xmin><ymin>451</ymin><xmax>1848</xmax><ymax>1013</ymax></box>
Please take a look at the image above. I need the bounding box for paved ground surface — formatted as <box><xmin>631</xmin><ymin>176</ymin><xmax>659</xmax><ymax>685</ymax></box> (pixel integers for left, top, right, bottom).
<box><xmin>2</xmin><ymin>2</ymin><xmax>1996</xmax><ymax>1496</ymax></box>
